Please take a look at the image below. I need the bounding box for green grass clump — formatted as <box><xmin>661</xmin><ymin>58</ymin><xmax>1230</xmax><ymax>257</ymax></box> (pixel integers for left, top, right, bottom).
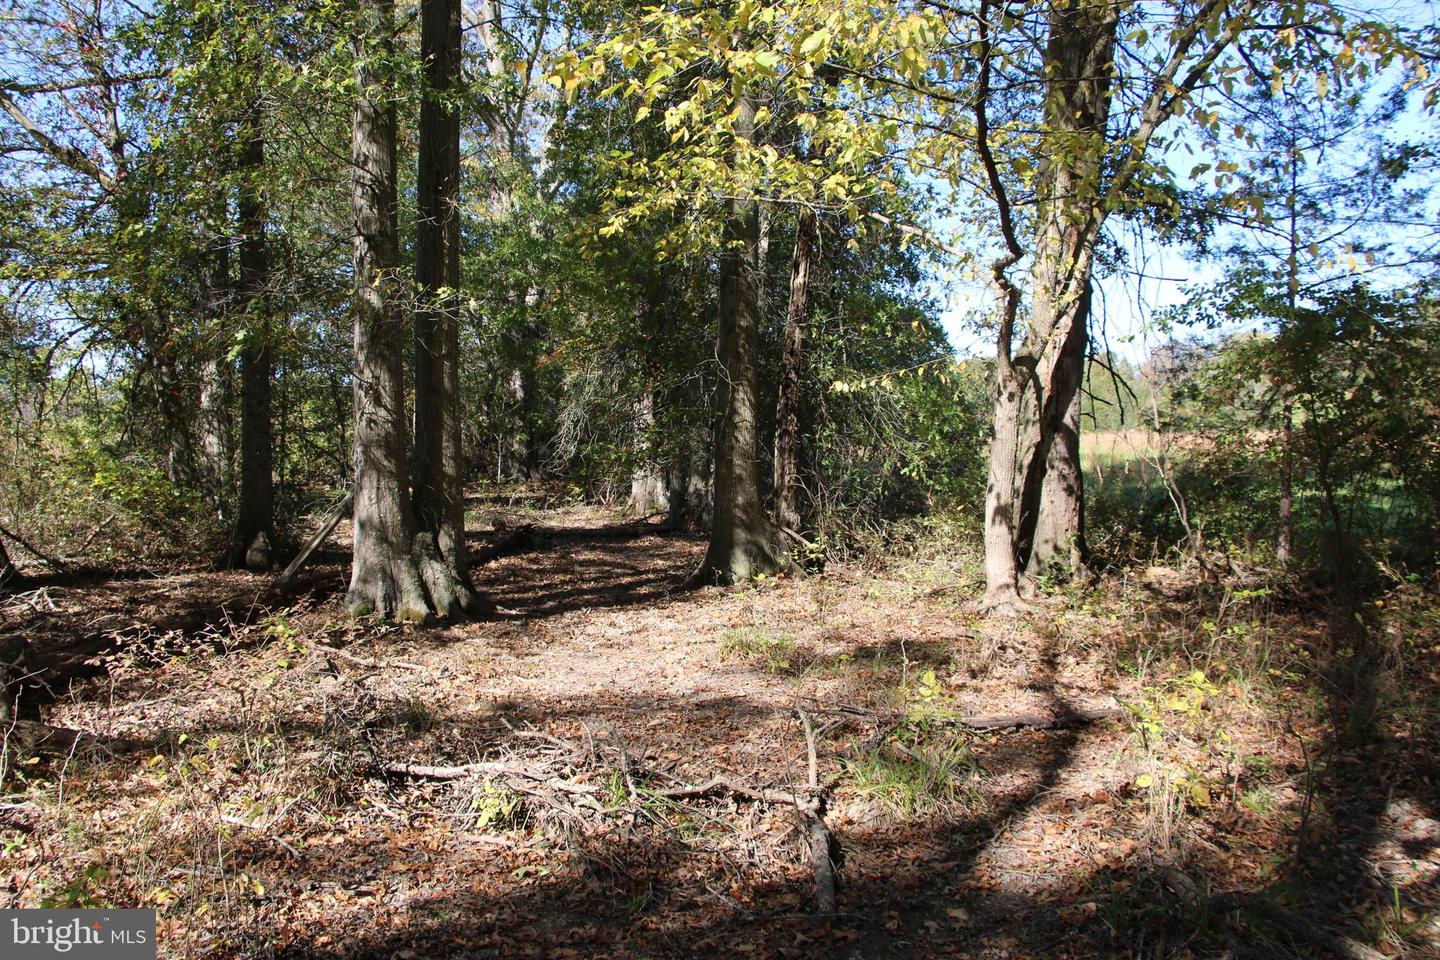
<box><xmin>719</xmin><ymin>628</ymin><xmax>798</xmax><ymax>674</ymax></box>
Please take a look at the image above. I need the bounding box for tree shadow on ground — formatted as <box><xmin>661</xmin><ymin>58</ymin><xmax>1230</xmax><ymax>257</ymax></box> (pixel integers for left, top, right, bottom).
<box><xmin>181</xmin><ymin>644</ymin><xmax>1103</xmax><ymax>959</ymax></box>
<box><xmin>468</xmin><ymin>522</ymin><xmax>701</xmax><ymax>621</ymax></box>
<box><xmin>5</xmin><ymin>519</ymin><xmax>702</xmax><ymax>716</ymax></box>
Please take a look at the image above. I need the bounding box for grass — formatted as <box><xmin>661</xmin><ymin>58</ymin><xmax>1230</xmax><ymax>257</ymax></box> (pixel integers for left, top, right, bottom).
<box><xmin>719</xmin><ymin>627</ymin><xmax>799</xmax><ymax>674</ymax></box>
<box><xmin>842</xmin><ymin>726</ymin><xmax>979</xmax><ymax>820</ymax></box>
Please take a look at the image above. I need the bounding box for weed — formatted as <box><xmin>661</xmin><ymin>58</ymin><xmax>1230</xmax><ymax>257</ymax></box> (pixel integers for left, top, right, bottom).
<box><xmin>719</xmin><ymin>628</ymin><xmax>798</xmax><ymax>674</ymax></box>
<box><xmin>470</xmin><ymin>780</ymin><xmax>522</xmax><ymax>831</ymax></box>
<box><xmin>843</xmin><ymin>731</ymin><xmax>977</xmax><ymax>820</ymax></box>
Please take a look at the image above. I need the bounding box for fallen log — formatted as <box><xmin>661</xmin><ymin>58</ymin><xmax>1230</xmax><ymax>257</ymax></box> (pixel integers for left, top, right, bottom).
<box><xmin>473</xmin><ymin>523</ymin><xmax>540</xmax><ymax>566</ymax></box>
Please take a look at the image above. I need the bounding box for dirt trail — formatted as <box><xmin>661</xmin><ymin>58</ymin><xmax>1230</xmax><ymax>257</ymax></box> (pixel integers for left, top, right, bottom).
<box><xmin>3</xmin><ymin>502</ymin><xmax>1436</xmax><ymax>958</ymax></box>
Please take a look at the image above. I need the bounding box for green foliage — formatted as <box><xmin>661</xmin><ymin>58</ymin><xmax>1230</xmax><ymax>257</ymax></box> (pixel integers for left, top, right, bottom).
<box><xmin>719</xmin><ymin>627</ymin><xmax>798</xmax><ymax>674</ymax></box>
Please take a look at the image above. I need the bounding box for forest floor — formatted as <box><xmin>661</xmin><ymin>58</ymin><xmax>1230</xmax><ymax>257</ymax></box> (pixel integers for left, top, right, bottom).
<box><xmin>2</xmin><ymin>490</ymin><xmax>1438</xmax><ymax>959</ymax></box>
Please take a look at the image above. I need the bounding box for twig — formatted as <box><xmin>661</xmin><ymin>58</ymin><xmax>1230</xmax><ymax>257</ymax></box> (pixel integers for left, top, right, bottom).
<box><xmin>797</xmin><ymin>708</ymin><xmax>837</xmax><ymax>914</ymax></box>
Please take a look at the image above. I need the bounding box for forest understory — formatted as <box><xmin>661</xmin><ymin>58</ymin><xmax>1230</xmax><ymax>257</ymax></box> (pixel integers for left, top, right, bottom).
<box><xmin>2</xmin><ymin>489</ymin><xmax>1436</xmax><ymax>959</ymax></box>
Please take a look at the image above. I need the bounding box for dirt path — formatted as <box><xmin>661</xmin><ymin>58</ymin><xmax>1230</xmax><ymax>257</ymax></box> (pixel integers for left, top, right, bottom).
<box><xmin>3</xmin><ymin>502</ymin><xmax>1436</xmax><ymax>958</ymax></box>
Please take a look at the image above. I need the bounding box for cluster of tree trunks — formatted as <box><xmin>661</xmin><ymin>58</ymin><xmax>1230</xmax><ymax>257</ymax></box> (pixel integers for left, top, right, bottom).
<box><xmin>345</xmin><ymin>0</ymin><xmax>480</xmax><ymax>620</ymax></box>
<box><xmin>982</xmin><ymin>0</ymin><xmax>1119</xmax><ymax>612</ymax></box>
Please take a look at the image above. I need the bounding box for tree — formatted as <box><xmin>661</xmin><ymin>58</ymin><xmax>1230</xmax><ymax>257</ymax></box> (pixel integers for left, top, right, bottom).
<box><xmin>692</xmin><ymin>89</ymin><xmax>792</xmax><ymax>584</ymax></box>
<box><xmin>970</xmin><ymin>0</ymin><xmax>1264</xmax><ymax>612</ymax></box>
<box><xmin>1012</xmin><ymin>0</ymin><xmax>1119</xmax><ymax>583</ymax></box>
<box><xmin>772</xmin><ymin>205</ymin><xmax>817</xmax><ymax>535</ymax></box>
<box><xmin>347</xmin><ymin>0</ymin><xmax>472</xmax><ymax>620</ymax></box>
<box><xmin>227</xmin><ymin>98</ymin><xmax>275</xmax><ymax>569</ymax></box>
<box><xmin>412</xmin><ymin>0</ymin><xmax>480</xmax><ymax>604</ymax></box>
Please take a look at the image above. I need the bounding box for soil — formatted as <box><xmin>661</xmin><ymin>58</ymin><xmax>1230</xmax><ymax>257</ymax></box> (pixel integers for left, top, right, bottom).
<box><xmin>1</xmin><ymin>495</ymin><xmax>1436</xmax><ymax>958</ymax></box>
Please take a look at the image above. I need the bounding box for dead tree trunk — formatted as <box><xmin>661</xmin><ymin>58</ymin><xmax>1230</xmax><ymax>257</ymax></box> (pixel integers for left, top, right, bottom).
<box><xmin>227</xmin><ymin>106</ymin><xmax>275</xmax><ymax>570</ymax></box>
<box><xmin>412</xmin><ymin>0</ymin><xmax>480</xmax><ymax>608</ymax></box>
<box><xmin>691</xmin><ymin>91</ymin><xmax>789</xmax><ymax>585</ymax></box>
<box><xmin>772</xmin><ymin>206</ymin><xmax>816</xmax><ymax>535</ymax></box>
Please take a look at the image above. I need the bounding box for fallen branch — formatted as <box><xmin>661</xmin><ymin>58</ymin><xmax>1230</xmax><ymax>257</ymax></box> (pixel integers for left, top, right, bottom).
<box><xmin>0</xmin><ymin>523</ymin><xmax>66</xmax><ymax>573</ymax></box>
<box><xmin>380</xmin><ymin>759</ymin><xmax>600</xmax><ymax>795</ymax></box>
<box><xmin>798</xmin><ymin>708</ymin><xmax>837</xmax><ymax>914</ymax></box>
<box><xmin>277</xmin><ymin>491</ymin><xmax>353</xmax><ymax>586</ymax></box>
<box><xmin>314</xmin><ymin>643</ymin><xmax>424</xmax><ymax>672</ymax></box>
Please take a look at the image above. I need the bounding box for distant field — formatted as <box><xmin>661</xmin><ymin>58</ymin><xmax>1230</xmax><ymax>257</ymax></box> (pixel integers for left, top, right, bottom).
<box><xmin>1083</xmin><ymin>429</ymin><xmax>1215</xmax><ymax>469</ymax></box>
<box><xmin>1083</xmin><ymin>429</ymin><xmax>1163</xmax><ymax>468</ymax></box>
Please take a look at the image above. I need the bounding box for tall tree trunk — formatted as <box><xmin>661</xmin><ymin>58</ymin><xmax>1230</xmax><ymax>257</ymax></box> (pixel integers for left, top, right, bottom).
<box><xmin>692</xmin><ymin>92</ymin><xmax>788</xmax><ymax>585</ymax></box>
<box><xmin>1277</xmin><ymin>146</ymin><xmax>1299</xmax><ymax>565</ymax></box>
<box><xmin>1021</xmin><ymin>288</ymin><xmax>1090</xmax><ymax>577</ymax></box>
<box><xmin>228</xmin><ymin>107</ymin><xmax>275</xmax><ymax>569</ymax></box>
<box><xmin>412</xmin><ymin>0</ymin><xmax>480</xmax><ymax>607</ymax></box>
<box><xmin>348</xmin><ymin>0</ymin><xmax>468</xmax><ymax>621</ymax></box>
<box><xmin>1007</xmin><ymin>0</ymin><xmax>1118</xmax><ymax>586</ymax></box>
<box><xmin>627</xmin><ymin>388</ymin><xmax>668</xmax><ymax>516</ymax></box>
<box><xmin>772</xmin><ymin>206</ymin><xmax>816</xmax><ymax>535</ymax></box>
<box><xmin>198</xmin><ymin>239</ymin><xmax>233</xmax><ymax>516</ymax></box>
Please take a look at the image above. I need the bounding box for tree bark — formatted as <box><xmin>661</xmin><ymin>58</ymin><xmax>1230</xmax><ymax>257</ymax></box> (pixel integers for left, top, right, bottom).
<box><xmin>983</xmin><ymin>356</ymin><xmax>1028</xmax><ymax>612</ymax></box>
<box><xmin>347</xmin><ymin>0</ymin><xmax>467</xmax><ymax>621</ymax></box>
<box><xmin>412</xmin><ymin>0</ymin><xmax>480</xmax><ymax>609</ymax></box>
<box><xmin>1020</xmin><ymin>283</ymin><xmax>1091</xmax><ymax>578</ymax></box>
<box><xmin>228</xmin><ymin>106</ymin><xmax>275</xmax><ymax>570</ymax></box>
<box><xmin>1007</xmin><ymin>0</ymin><xmax>1118</xmax><ymax>588</ymax></box>
<box><xmin>627</xmin><ymin>389</ymin><xmax>668</xmax><ymax>516</ymax></box>
<box><xmin>198</xmin><ymin>239</ymin><xmax>233</xmax><ymax>517</ymax></box>
<box><xmin>773</xmin><ymin>206</ymin><xmax>816</xmax><ymax>535</ymax></box>
<box><xmin>692</xmin><ymin>92</ymin><xmax>788</xmax><ymax>585</ymax></box>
